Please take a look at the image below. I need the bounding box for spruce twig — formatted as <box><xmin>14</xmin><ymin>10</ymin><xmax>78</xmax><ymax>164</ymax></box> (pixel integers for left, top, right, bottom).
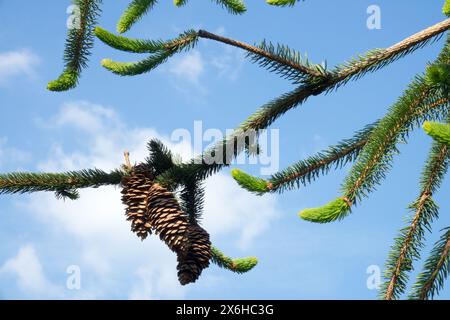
<box><xmin>381</xmin><ymin>141</ymin><xmax>449</xmax><ymax>300</ymax></box>
<box><xmin>48</xmin><ymin>0</ymin><xmax>102</xmax><ymax>91</ymax></box>
<box><xmin>409</xmin><ymin>227</ymin><xmax>450</xmax><ymax>299</ymax></box>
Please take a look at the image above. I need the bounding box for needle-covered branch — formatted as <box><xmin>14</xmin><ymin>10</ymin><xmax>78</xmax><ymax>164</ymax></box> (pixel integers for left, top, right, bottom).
<box><xmin>0</xmin><ymin>169</ymin><xmax>124</xmax><ymax>198</ymax></box>
<box><xmin>409</xmin><ymin>227</ymin><xmax>450</xmax><ymax>299</ymax></box>
<box><xmin>299</xmin><ymin>93</ymin><xmax>449</xmax><ymax>223</ymax></box>
<box><xmin>232</xmin><ymin>122</ymin><xmax>376</xmax><ymax>195</ymax></box>
<box><xmin>211</xmin><ymin>247</ymin><xmax>258</xmax><ymax>273</ymax></box>
<box><xmin>267</xmin><ymin>0</ymin><xmax>303</xmax><ymax>7</ymax></box>
<box><xmin>48</xmin><ymin>0</ymin><xmax>102</xmax><ymax>91</ymax></box>
<box><xmin>100</xmin><ymin>30</ymin><xmax>198</xmax><ymax>76</ymax></box>
<box><xmin>95</xmin><ymin>27</ymin><xmax>167</xmax><ymax>53</ymax></box>
<box><xmin>381</xmin><ymin>141</ymin><xmax>450</xmax><ymax>300</ymax></box>
<box><xmin>298</xmin><ymin>38</ymin><xmax>450</xmax><ymax>223</ymax></box>
<box><xmin>155</xmin><ymin>20</ymin><xmax>450</xmax><ymax>189</ymax></box>
<box><xmin>174</xmin><ymin>0</ymin><xmax>246</xmax><ymax>14</ymax></box>
<box><xmin>197</xmin><ymin>30</ymin><xmax>327</xmax><ymax>80</ymax></box>
<box><xmin>117</xmin><ymin>0</ymin><xmax>157</xmax><ymax>34</ymax></box>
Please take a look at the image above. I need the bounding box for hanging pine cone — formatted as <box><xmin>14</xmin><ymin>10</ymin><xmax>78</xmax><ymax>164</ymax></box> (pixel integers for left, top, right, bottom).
<box><xmin>121</xmin><ymin>164</ymin><xmax>154</xmax><ymax>240</ymax></box>
<box><xmin>146</xmin><ymin>183</ymin><xmax>211</xmax><ymax>285</ymax></box>
<box><xmin>121</xmin><ymin>164</ymin><xmax>212</xmax><ymax>285</ymax></box>
<box><xmin>146</xmin><ymin>183</ymin><xmax>190</xmax><ymax>253</ymax></box>
<box><xmin>177</xmin><ymin>223</ymin><xmax>212</xmax><ymax>285</ymax></box>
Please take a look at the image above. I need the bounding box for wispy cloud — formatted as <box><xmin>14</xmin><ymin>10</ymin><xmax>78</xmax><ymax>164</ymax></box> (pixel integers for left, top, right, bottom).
<box><xmin>0</xmin><ymin>245</ymin><xmax>62</xmax><ymax>298</ymax></box>
<box><xmin>210</xmin><ymin>45</ymin><xmax>245</xmax><ymax>81</ymax></box>
<box><xmin>0</xmin><ymin>137</ymin><xmax>31</xmax><ymax>168</ymax></box>
<box><xmin>0</xmin><ymin>49</ymin><xmax>39</xmax><ymax>85</ymax></box>
<box><xmin>168</xmin><ymin>50</ymin><xmax>207</xmax><ymax>96</ymax></box>
<box><xmin>169</xmin><ymin>50</ymin><xmax>204</xmax><ymax>84</ymax></box>
<box><xmin>166</xmin><ymin>27</ymin><xmax>245</xmax><ymax>98</ymax></box>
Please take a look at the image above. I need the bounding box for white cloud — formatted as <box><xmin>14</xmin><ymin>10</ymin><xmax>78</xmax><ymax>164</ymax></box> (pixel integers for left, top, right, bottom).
<box><xmin>0</xmin><ymin>49</ymin><xmax>39</xmax><ymax>84</ymax></box>
<box><xmin>0</xmin><ymin>137</ymin><xmax>31</xmax><ymax>168</ymax></box>
<box><xmin>165</xmin><ymin>27</ymin><xmax>244</xmax><ymax>98</ymax></box>
<box><xmin>13</xmin><ymin>101</ymin><xmax>279</xmax><ymax>299</ymax></box>
<box><xmin>210</xmin><ymin>46</ymin><xmax>245</xmax><ymax>81</ymax></box>
<box><xmin>169</xmin><ymin>50</ymin><xmax>204</xmax><ymax>84</ymax></box>
<box><xmin>203</xmin><ymin>174</ymin><xmax>278</xmax><ymax>250</ymax></box>
<box><xmin>48</xmin><ymin>101</ymin><xmax>120</xmax><ymax>134</ymax></box>
<box><xmin>0</xmin><ymin>245</ymin><xmax>61</xmax><ymax>298</ymax></box>
<box><xmin>167</xmin><ymin>50</ymin><xmax>208</xmax><ymax>99</ymax></box>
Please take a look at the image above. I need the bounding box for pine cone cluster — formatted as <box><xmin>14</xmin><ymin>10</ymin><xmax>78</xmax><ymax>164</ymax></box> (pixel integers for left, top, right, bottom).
<box><xmin>121</xmin><ymin>165</ymin><xmax>211</xmax><ymax>285</ymax></box>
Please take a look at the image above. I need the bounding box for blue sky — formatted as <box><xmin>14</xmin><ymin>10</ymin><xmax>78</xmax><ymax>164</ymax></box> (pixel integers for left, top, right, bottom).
<box><xmin>0</xmin><ymin>0</ymin><xmax>449</xmax><ymax>299</ymax></box>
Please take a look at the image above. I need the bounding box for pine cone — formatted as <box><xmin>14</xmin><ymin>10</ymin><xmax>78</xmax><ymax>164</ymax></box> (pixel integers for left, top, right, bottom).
<box><xmin>146</xmin><ymin>183</ymin><xmax>190</xmax><ymax>253</ymax></box>
<box><xmin>121</xmin><ymin>165</ymin><xmax>212</xmax><ymax>285</ymax></box>
<box><xmin>146</xmin><ymin>184</ymin><xmax>212</xmax><ymax>285</ymax></box>
<box><xmin>121</xmin><ymin>165</ymin><xmax>154</xmax><ymax>240</ymax></box>
<box><xmin>177</xmin><ymin>223</ymin><xmax>212</xmax><ymax>285</ymax></box>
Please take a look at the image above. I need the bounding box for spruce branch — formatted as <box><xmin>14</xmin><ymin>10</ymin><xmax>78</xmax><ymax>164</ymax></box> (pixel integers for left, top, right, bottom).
<box><xmin>328</xmin><ymin>19</ymin><xmax>450</xmax><ymax>91</ymax></box>
<box><xmin>409</xmin><ymin>227</ymin><xmax>450</xmax><ymax>300</ymax></box>
<box><xmin>156</xmin><ymin>21</ymin><xmax>450</xmax><ymax>188</ymax></box>
<box><xmin>179</xmin><ymin>179</ymin><xmax>205</xmax><ymax>224</ymax></box>
<box><xmin>271</xmin><ymin>122</ymin><xmax>376</xmax><ymax>193</ymax></box>
<box><xmin>145</xmin><ymin>139</ymin><xmax>175</xmax><ymax>177</ymax></box>
<box><xmin>425</xmin><ymin>63</ymin><xmax>450</xmax><ymax>89</ymax></box>
<box><xmin>297</xmin><ymin>39</ymin><xmax>450</xmax><ymax>224</ymax></box>
<box><xmin>95</xmin><ymin>27</ymin><xmax>166</xmax><ymax>53</ymax></box>
<box><xmin>0</xmin><ymin>169</ymin><xmax>124</xmax><ymax>196</ymax></box>
<box><xmin>299</xmin><ymin>197</ymin><xmax>351</xmax><ymax>223</ymax></box>
<box><xmin>117</xmin><ymin>0</ymin><xmax>246</xmax><ymax>35</ymax></box>
<box><xmin>267</xmin><ymin>0</ymin><xmax>301</xmax><ymax>6</ymax></box>
<box><xmin>298</xmin><ymin>87</ymin><xmax>449</xmax><ymax>223</ymax></box>
<box><xmin>174</xmin><ymin>0</ymin><xmax>246</xmax><ymax>14</ymax></box>
<box><xmin>54</xmin><ymin>188</ymin><xmax>81</xmax><ymax>201</ymax></box>
<box><xmin>231</xmin><ymin>169</ymin><xmax>270</xmax><ymax>195</ymax></box>
<box><xmin>340</xmin><ymin>38</ymin><xmax>450</xmax><ymax>207</ymax></box>
<box><xmin>231</xmin><ymin>122</ymin><xmax>375</xmax><ymax>194</ymax></box>
<box><xmin>117</xmin><ymin>0</ymin><xmax>158</xmax><ymax>34</ymax></box>
<box><xmin>100</xmin><ymin>30</ymin><xmax>198</xmax><ymax>76</ymax></box>
<box><xmin>381</xmin><ymin>141</ymin><xmax>450</xmax><ymax>300</ymax></box>
<box><xmin>211</xmin><ymin>247</ymin><xmax>258</xmax><ymax>273</ymax></box>
<box><xmin>248</xmin><ymin>40</ymin><xmax>329</xmax><ymax>84</ymax></box>
<box><xmin>48</xmin><ymin>0</ymin><xmax>102</xmax><ymax>91</ymax></box>
<box><xmin>198</xmin><ymin>30</ymin><xmax>326</xmax><ymax>79</ymax></box>
<box><xmin>342</xmin><ymin>88</ymin><xmax>448</xmax><ymax>206</ymax></box>
<box><xmin>210</xmin><ymin>0</ymin><xmax>247</xmax><ymax>14</ymax></box>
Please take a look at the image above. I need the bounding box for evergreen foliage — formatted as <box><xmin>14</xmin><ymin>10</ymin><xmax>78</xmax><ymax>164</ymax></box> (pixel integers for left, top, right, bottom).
<box><xmin>48</xmin><ymin>0</ymin><xmax>102</xmax><ymax>91</ymax></box>
<box><xmin>444</xmin><ymin>0</ymin><xmax>450</xmax><ymax>16</ymax></box>
<box><xmin>3</xmin><ymin>0</ymin><xmax>449</xmax><ymax>296</ymax></box>
<box><xmin>231</xmin><ymin>169</ymin><xmax>270</xmax><ymax>194</ymax></box>
<box><xmin>266</xmin><ymin>0</ymin><xmax>300</xmax><ymax>7</ymax></box>
<box><xmin>231</xmin><ymin>121</ymin><xmax>376</xmax><ymax>194</ymax></box>
<box><xmin>380</xmin><ymin>141</ymin><xmax>449</xmax><ymax>299</ymax></box>
<box><xmin>100</xmin><ymin>30</ymin><xmax>198</xmax><ymax>76</ymax></box>
<box><xmin>299</xmin><ymin>197</ymin><xmax>351</xmax><ymax>223</ymax></box>
<box><xmin>211</xmin><ymin>247</ymin><xmax>258</xmax><ymax>273</ymax></box>
<box><xmin>424</xmin><ymin>121</ymin><xmax>450</xmax><ymax>146</ymax></box>
<box><xmin>117</xmin><ymin>0</ymin><xmax>157</xmax><ymax>34</ymax></box>
<box><xmin>409</xmin><ymin>227</ymin><xmax>450</xmax><ymax>299</ymax></box>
